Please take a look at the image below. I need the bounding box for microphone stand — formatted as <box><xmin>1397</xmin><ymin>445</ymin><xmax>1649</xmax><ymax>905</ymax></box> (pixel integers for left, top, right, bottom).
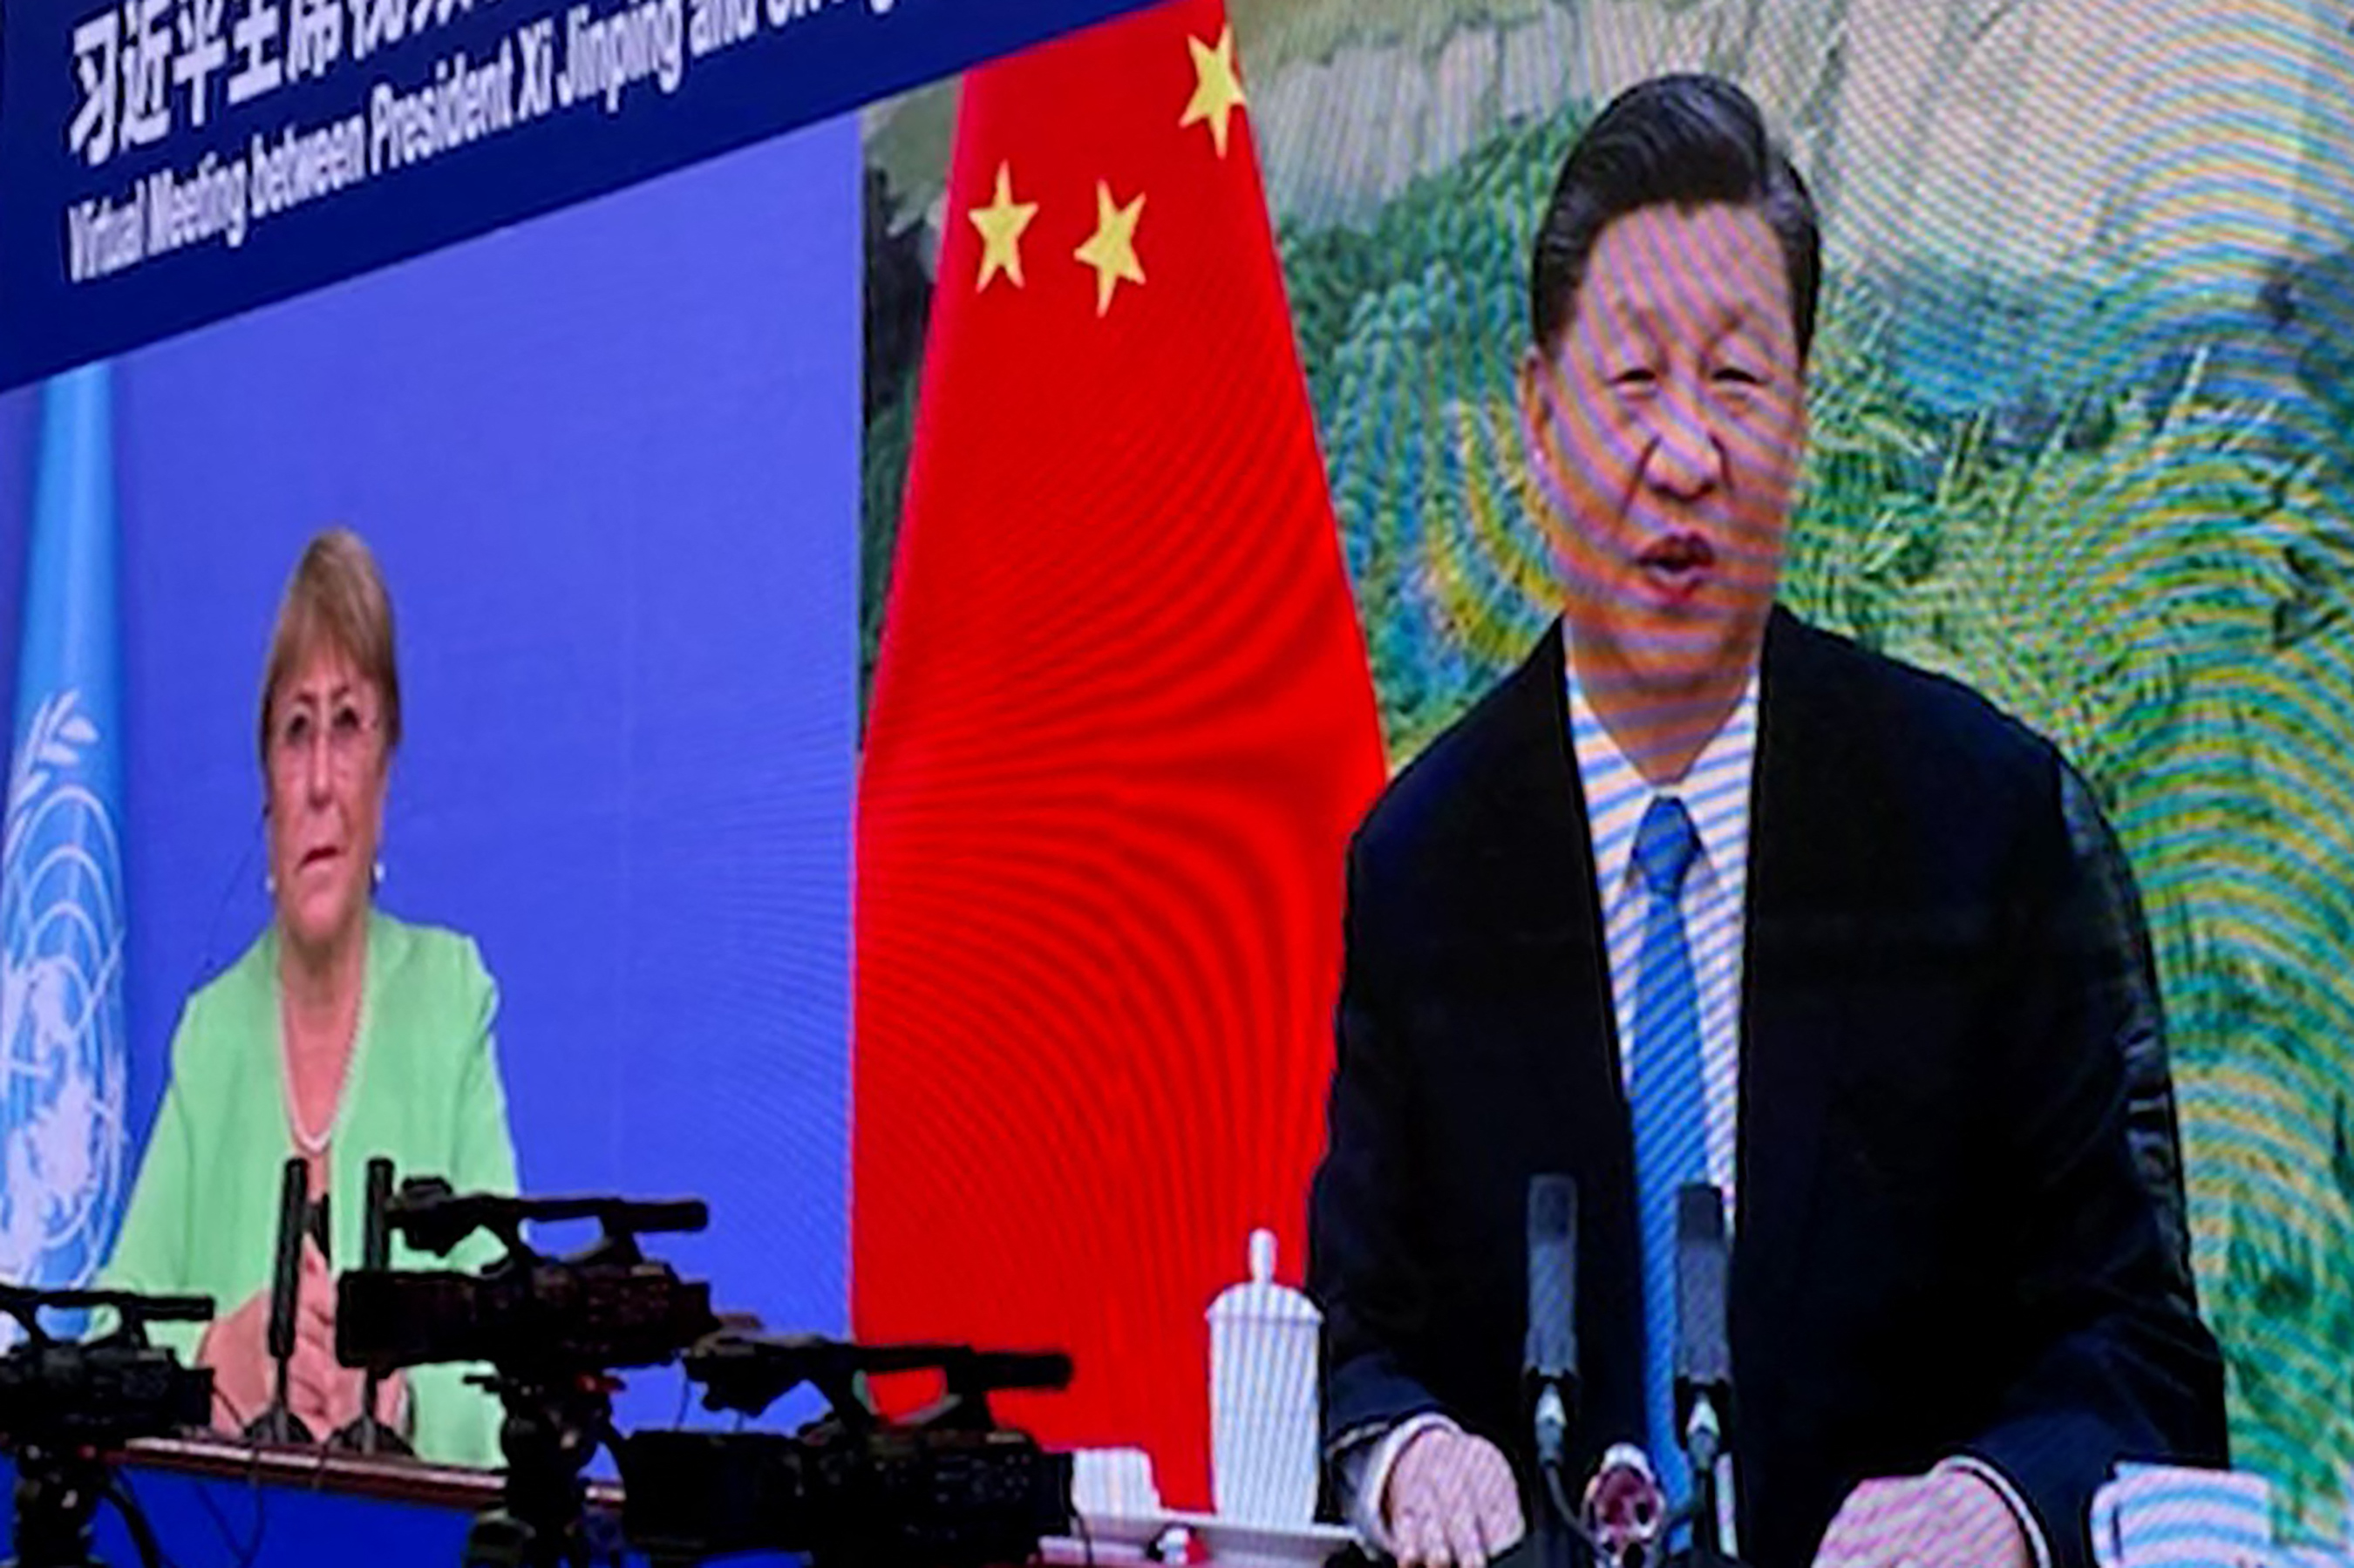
<box><xmin>332</xmin><ymin>1157</ymin><xmax>413</xmax><ymax>1456</ymax></box>
<box><xmin>1661</xmin><ymin>1184</ymin><xmax>1747</xmax><ymax>1568</ymax></box>
<box><xmin>1663</xmin><ymin>1395</ymin><xmax>1745</xmax><ymax>1568</ymax></box>
<box><xmin>1525</xmin><ymin>1176</ymin><xmax>1593</xmax><ymax>1568</ymax></box>
<box><xmin>1532</xmin><ymin>1381</ymin><xmax>1590</xmax><ymax>1568</ymax></box>
<box><xmin>242</xmin><ymin>1157</ymin><xmax>316</xmax><ymax>1447</ymax></box>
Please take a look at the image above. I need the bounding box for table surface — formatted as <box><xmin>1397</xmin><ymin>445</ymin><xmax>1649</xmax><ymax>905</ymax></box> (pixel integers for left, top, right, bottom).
<box><xmin>21</xmin><ymin>1435</ymin><xmax>1358</xmax><ymax>1568</ymax></box>
<box><xmin>3</xmin><ymin>1434</ymin><xmax>760</xmax><ymax>1568</ymax></box>
<box><xmin>125</xmin><ymin>1432</ymin><xmax>621</xmax><ymax>1508</ymax></box>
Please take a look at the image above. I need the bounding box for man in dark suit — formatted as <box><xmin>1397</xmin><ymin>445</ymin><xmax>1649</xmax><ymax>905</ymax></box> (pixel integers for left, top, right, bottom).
<box><xmin>1306</xmin><ymin>74</ymin><xmax>2226</xmax><ymax>1568</ymax></box>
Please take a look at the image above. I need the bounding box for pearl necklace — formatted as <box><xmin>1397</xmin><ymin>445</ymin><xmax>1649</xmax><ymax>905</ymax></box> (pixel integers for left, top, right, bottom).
<box><xmin>287</xmin><ymin>1080</ymin><xmax>338</xmax><ymax>1154</ymax></box>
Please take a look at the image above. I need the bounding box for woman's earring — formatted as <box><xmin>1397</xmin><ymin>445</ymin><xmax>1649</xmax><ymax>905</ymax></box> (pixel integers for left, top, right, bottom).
<box><xmin>373</xmin><ymin>859</ymin><xmax>385</xmax><ymax>889</ymax></box>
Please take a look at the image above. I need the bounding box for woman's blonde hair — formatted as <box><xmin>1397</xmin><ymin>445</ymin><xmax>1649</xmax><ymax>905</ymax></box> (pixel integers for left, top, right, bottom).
<box><xmin>257</xmin><ymin>528</ymin><xmax>401</xmax><ymax>769</ymax></box>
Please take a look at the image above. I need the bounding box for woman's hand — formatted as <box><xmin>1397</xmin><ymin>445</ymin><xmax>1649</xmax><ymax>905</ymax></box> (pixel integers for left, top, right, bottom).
<box><xmin>199</xmin><ymin>1237</ymin><xmax>405</xmax><ymax>1441</ymax></box>
<box><xmin>194</xmin><ymin>1283</ymin><xmax>279</xmax><ymax>1434</ymax></box>
<box><xmin>288</xmin><ymin>1235</ymin><xmax>369</xmax><ymax>1436</ymax></box>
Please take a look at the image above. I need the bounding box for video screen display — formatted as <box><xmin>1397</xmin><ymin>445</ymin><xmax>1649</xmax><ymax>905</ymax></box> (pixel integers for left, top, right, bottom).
<box><xmin>2</xmin><ymin>119</ymin><xmax>857</xmax><ymax>1452</ymax></box>
<box><xmin>3</xmin><ymin>0</ymin><xmax>2351</xmax><ymax>1553</ymax></box>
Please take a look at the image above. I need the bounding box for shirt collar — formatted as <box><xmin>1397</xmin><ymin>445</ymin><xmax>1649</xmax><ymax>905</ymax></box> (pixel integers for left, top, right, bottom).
<box><xmin>1564</xmin><ymin>654</ymin><xmax>1759</xmax><ymax>904</ymax></box>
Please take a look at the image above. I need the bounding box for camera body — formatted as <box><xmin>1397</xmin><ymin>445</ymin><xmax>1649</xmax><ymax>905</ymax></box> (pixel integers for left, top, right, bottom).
<box><xmin>335</xmin><ymin>1179</ymin><xmax>717</xmax><ymax>1377</ymax></box>
<box><xmin>0</xmin><ymin>1286</ymin><xmax>214</xmax><ymax>1454</ymax></box>
<box><xmin>618</xmin><ymin>1330</ymin><xmax>1078</xmax><ymax>1568</ymax></box>
<box><xmin>619</xmin><ymin>1422</ymin><xmax>1073</xmax><ymax>1568</ymax></box>
<box><xmin>337</xmin><ymin>1252</ymin><xmax>713</xmax><ymax>1375</ymax></box>
<box><xmin>0</xmin><ymin>1337</ymin><xmax>213</xmax><ymax>1451</ymax></box>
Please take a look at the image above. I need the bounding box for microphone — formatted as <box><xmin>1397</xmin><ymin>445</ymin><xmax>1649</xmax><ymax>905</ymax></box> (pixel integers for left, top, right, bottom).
<box><xmin>361</xmin><ymin>1154</ymin><xmax>395</xmax><ymax>1277</ymax></box>
<box><xmin>330</xmin><ymin>1157</ymin><xmax>412</xmax><ymax>1456</ymax></box>
<box><xmin>242</xmin><ymin>1157</ymin><xmax>316</xmax><ymax>1445</ymax></box>
<box><xmin>1525</xmin><ymin>1174</ymin><xmax>1578</xmax><ymax>1471</ymax></box>
<box><xmin>1673</xmin><ymin>1183</ymin><xmax>1736</xmax><ymax>1565</ymax></box>
<box><xmin>1672</xmin><ymin>1184</ymin><xmax>1731</xmax><ymax>1469</ymax></box>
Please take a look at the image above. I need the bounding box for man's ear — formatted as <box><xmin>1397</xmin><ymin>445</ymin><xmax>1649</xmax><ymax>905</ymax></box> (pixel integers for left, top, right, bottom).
<box><xmin>1516</xmin><ymin>347</ymin><xmax>1556</xmax><ymax>472</ymax></box>
<box><xmin>1518</xmin><ymin>344</ymin><xmax>1586</xmax><ymax>533</ymax></box>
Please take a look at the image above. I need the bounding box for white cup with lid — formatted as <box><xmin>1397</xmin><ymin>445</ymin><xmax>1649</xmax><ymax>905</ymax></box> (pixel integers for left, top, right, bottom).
<box><xmin>1207</xmin><ymin>1228</ymin><xmax>1320</xmax><ymax>1525</ymax></box>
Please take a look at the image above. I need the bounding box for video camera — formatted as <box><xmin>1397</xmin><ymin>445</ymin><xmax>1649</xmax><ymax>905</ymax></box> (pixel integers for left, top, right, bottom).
<box><xmin>0</xmin><ymin>1284</ymin><xmax>214</xmax><ymax>1568</ymax></box>
<box><xmin>336</xmin><ymin>1178</ymin><xmax>716</xmax><ymax>1375</ymax></box>
<box><xmin>617</xmin><ymin>1331</ymin><xmax>1076</xmax><ymax>1568</ymax></box>
<box><xmin>0</xmin><ymin>1284</ymin><xmax>214</xmax><ymax>1451</ymax></box>
<box><xmin>334</xmin><ymin>1179</ymin><xmax>718</xmax><ymax>1568</ymax></box>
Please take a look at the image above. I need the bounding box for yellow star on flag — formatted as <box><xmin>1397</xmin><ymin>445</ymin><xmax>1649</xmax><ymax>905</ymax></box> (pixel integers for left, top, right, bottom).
<box><xmin>1074</xmin><ymin>182</ymin><xmax>1146</xmax><ymax>316</ymax></box>
<box><xmin>969</xmin><ymin>162</ymin><xmax>1038</xmax><ymax>292</ymax></box>
<box><xmin>1180</xmin><ymin>26</ymin><xmax>1247</xmax><ymax>157</ymax></box>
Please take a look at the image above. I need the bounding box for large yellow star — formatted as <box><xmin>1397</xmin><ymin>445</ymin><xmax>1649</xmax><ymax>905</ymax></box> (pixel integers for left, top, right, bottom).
<box><xmin>968</xmin><ymin>162</ymin><xmax>1038</xmax><ymax>292</ymax></box>
<box><xmin>1073</xmin><ymin>182</ymin><xmax>1146</xmax><ymax>316</ymax></box>
<box><xmin>1180</xmin><ymin>26</ymin><xmax>1247</xmax><ymax>158</ymax></box>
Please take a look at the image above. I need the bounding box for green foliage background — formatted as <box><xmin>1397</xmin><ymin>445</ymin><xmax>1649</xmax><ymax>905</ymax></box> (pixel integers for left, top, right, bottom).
<box><xmin>1275</xmin><ymin>96</ymin><xmax>2354</xmax><ymax>1537</ymax></box>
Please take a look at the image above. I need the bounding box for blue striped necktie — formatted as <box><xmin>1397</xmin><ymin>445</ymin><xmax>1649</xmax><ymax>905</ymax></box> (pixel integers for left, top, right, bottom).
<box><xmin>1629</xmin><ymin>793</ymin><xmax>1705</xmax><ymax>1505</ymax></box>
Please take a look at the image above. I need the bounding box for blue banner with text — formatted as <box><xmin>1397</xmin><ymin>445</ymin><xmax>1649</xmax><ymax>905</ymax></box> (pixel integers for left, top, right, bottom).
<box><xmin>0</xmin><ymin>0</ymin><xmax>1156</xmax><ymax>390</ymax></box>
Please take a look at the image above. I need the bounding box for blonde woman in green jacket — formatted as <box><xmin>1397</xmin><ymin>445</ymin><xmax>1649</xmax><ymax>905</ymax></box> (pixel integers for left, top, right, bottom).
<box><xmin>102</xmin><ymin>529</ymin><xmax>519</xmax><ymax>1468</ymax></box>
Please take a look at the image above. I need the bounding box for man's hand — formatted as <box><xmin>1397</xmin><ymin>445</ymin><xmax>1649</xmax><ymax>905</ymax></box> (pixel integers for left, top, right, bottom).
<box><xmin>1813</xmin><ymin>1470</ymin><xmax>2032</xmax><ymax>1568</ymax></box>
<box><xmin>1382</xmin><ymin>1427</ymin><xmax>1526</xmax><ymax>1568</ymax></box>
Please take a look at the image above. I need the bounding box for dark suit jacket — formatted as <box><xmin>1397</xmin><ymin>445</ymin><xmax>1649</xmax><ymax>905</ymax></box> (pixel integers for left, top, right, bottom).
<box><xmin>1308</xmin><ymin>609</ymin><xmax>2225</xmax><ymax>1568</ymax></box>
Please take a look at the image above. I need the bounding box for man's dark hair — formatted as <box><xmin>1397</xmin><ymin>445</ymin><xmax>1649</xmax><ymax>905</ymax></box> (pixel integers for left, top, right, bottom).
<box><xmin>1529</xmin><ymin>74</ymin><xmax>1821</xmax><ymax>363</ymax></box>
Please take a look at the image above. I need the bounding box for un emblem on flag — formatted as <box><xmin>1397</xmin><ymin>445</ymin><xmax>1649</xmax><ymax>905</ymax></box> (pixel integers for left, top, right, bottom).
<box><xmin>0</xmin><ymin>689</ymin><xmax>127</xmax><ymax>1320</ymax></box>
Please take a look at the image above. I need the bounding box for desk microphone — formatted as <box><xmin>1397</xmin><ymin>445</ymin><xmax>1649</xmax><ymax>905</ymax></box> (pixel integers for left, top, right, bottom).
<box><xmin>331</xmin><ymin>1157</ymin><xmax>412</xmax><ymax>1456</ymax></box>
<box><xmin>1672</xmin><ymin>1183</ymin><xmax>1739</xmax><ymax>1566</ymax></box>
<box><xmin>1525</xmin><ymin>1175</ymin><xmax>1578</xmax><ymax>1471</ymax></box>
<box><xmin>242</xmin><ymin>1156</ymin><xmax>316</xmax><ymax>1446</ymax></box>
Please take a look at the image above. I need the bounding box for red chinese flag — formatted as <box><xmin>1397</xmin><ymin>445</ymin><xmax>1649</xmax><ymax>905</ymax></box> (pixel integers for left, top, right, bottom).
<box><xmin>853</xmin><ymin>0</ymin><xmax>1387</xmax><ymax>1510</ymax></box>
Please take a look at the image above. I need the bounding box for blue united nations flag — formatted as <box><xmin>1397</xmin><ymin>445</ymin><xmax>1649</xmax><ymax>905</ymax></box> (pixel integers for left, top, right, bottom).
<box><xmin>0</xmin><ymin>363</ymin><xmax>128</xmax><ymax>1331</ymax></box>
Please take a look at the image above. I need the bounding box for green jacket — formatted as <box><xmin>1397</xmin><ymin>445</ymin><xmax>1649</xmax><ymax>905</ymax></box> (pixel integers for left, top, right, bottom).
<box><xmin>102</xmin><ymin>909</ymin><xmax>520</xmax><ymax>1466</ymax></box>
